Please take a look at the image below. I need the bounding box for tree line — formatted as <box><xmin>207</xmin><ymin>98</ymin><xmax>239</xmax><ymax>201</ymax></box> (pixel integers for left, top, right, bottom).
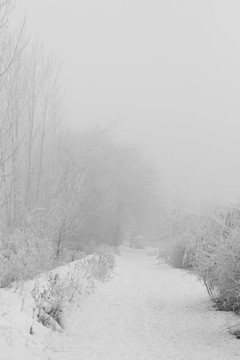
<box><xmin>0</xmin><ymin>0</ymin><xmax>163</xmax><ymax>273</ymax></box>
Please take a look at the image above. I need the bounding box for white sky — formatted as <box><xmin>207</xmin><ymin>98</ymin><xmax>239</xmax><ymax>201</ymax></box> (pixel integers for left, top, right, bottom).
<box><xmin>13</xmin><ymin>0</ymin><xmax>240</xmax><ymax>210</ymax></box>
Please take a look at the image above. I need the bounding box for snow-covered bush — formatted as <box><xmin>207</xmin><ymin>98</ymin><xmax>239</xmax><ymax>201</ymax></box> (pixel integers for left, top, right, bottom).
<box><xmin>157</xmin><ymin>213</ymin><xmax>200</xmax><ymax>269</ymax></box>
<box><xmin>162</xmin><ymin>206</ymin><xmax>240</xmax><ymax>312</ymax></box>
<box><xmin>29</xmin><ymin>248</ymin><xmax>115</xmax><ymax>331</ymax></box>
<box><xmin>158</xmin><ymin>236</ymin><xmax>191</xmax><ymax>269</ymax></box>
<box><xmin>158</xmin><ymin>237</ymin><xmax>184</xmax><ymax>268</ymax></box>
<box><xmin>31</xmin><ymin>273</ymin><xmax>64</xmax><ymax>331</ymax></box>
<box><xmin>93</xmin><ymin>245</ymin><xmax>115</xmax><ymax>281</ymax></box>
<box><xmin>0</xmin><ymin>229</ymin><xmax>55</xmax><ymax>288</ymax></box>
<box><xmin>191</xmin><ymin>207</ymin><xmax>240</xmax><ymax>310</ymax></box>
<box><xmin>76</xmin><ymin>245</ymin><xmax>116</xmax><ymax>282</ymax></box>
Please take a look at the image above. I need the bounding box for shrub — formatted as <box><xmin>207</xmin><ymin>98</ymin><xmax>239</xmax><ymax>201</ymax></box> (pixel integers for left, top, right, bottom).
<box><xmin>192</xmin><ymin>211</ymin><xmax>240</xmax><ymax>310</ymax></box>
<box><xmin>165</xmin><ymin>206</ymin><xmax>240</xmax><ymax>312</ymax></box>
<box><xmin>86</xmin><ymin>245</ymin><xmax>116</xmax><ymax>281</ymax></box>
<box><xmin>32</xmin><ymin>273</ymin><xmax>64</xmax><ymax>331</ymax></box>
<box><xmin>0</xmin><ymin>229</ymin><xmax>55</xmax><ymax>288</ymax></box>
<box><xmin>29</xmin><ymin>246</ymin><xmax>116</xmax><ymax>331</ymax></box>
<box><xmin>0</xmin><ymin>223</ymin><xmax>116</xmax><ymax>289</ymax></box>
<box><xmin>158</xmin><ymin>236</ymin><xmax>188</xmax><ymax>269</ymax></box>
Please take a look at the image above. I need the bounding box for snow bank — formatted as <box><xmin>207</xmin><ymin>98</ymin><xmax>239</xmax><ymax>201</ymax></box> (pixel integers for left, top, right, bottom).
<box><xmin>0</xmin><ymin>255</ymin><xmax>99</xmax><ymax>360</ymax></box>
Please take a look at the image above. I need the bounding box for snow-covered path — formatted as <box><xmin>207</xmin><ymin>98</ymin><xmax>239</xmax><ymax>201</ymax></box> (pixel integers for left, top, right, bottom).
<box><xmin>47</xmin><ymin>248</ymin><xmax>240</xmax><ymax>360</ymax></box>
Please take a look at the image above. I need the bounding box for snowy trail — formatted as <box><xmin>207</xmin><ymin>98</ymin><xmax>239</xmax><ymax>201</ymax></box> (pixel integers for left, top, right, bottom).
<box><xmin>47</xmin><ymin>248</ymin><xmax>240</xmax><ymax>360</ymax></box>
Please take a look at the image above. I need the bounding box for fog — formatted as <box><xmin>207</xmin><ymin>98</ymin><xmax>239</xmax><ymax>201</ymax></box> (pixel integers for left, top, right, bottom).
<box><xmin>14</xmin><ymin>0</ymin><xmax>240</xmax><ymax>212</ymax></box>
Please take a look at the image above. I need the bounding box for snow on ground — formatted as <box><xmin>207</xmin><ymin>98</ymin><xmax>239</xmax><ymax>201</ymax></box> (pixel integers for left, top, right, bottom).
<box><xmin>1</xmin><ymin>247</ymin><xmax>240</xmax><ymax>359</ymax></box>
<box><xmin>0</xmin><ymin>280</ymin><xmax>51</xmax><ymax>360</ymax></box>
<box><xmin>45</xmin><ymin>247</ymin><xmax>240</xmax><ymax>360</ymax></box>
<box><xmin>0</xmin><ymin>256</ymin><xmax>97</xmax><ymax>360</ymax></box>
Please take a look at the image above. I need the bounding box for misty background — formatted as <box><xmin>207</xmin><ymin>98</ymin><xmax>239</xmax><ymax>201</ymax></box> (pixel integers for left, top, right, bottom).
<box><xmin>13</xmin><ymin>0</ymin><xmax>240</xmax><ymax>212</ymax></box>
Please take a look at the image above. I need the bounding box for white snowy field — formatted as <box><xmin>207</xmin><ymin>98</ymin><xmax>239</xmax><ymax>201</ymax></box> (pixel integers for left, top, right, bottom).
<box><xmin>1</xmin><ymin>247</ymin><xmax>240</xmax><ymax>359</ymax></box>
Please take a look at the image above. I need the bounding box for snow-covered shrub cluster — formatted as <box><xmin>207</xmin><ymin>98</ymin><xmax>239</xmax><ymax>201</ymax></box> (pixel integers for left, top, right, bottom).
<box><xmin>158</xmin><ymin>212</ymin><xmax>198</xmax><ymax>269</ymax></box>
<box><xmin>160</xmin><ymin>206</ymin><xmax>240</xmax><ymax>312</ymax></box>
<box><xmin>91</xmin><ymin>245</ymin><xmax>116</xmax><ymax>281</ymax></box>
<box><xmin>189</xmin><ymin>207</ymin><xmax>240</xmax><ymax>311</ymax></box>
<box><xmin>31</xmin><ymin>273</ymin><xmax>64</xmax><ymax>331</ymax></box>
<box><xmin>0</xmin><ymin>225</ymin><xmax>116</xmax><ymax>290</ymax></box>
<box><xmin>158</xmin><ymin>236</ymin><xmax>188</xmax><ymax>269</ymax></box>
<box><xmin>0</xmin><ymin>229</ymin><xmax>55</xmax><ymax>288</ymax></box>
<box><xmin>31</xmin><ymin>250</ymin><xmax>115</xmax><ymax>331</ymax></box>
